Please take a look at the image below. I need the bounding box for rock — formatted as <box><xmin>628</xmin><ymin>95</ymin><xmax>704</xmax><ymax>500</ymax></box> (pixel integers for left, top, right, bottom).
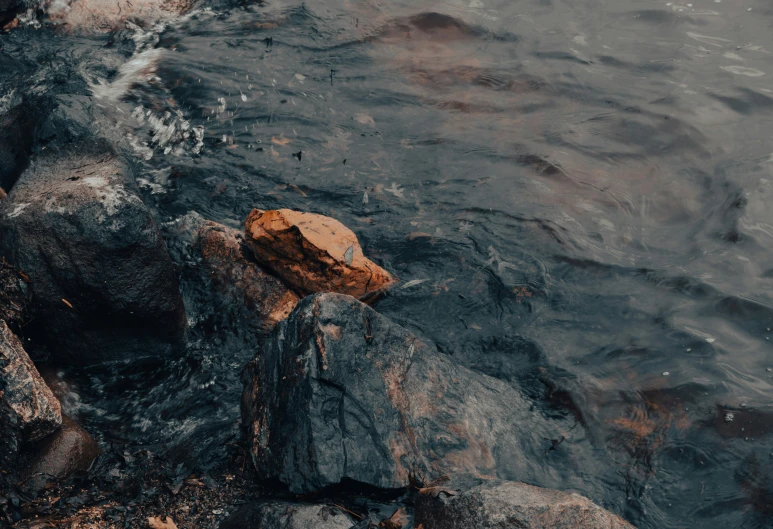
<box><xmin>0</xmin><ymin>144</ymin><xmax>187</xmax><ymax>366</ymax></box>
<box><xmin>219</xmin><ymin>502</ymin><xmax>356</xmax><ymax>529</ymax></box>
<box><xmin>0</xmin><ymin>0</ymin><xmax>21</xmax><ymax>25</ymax></box>
<box><xmin>40</xmin><ymin>0</ymin><xmax>195</xmax><ymax>32</ymax></box>
<box><xmin>195</xmin><ymin>220</ymin><xmax>299</xmax><ymax>331</ymax></box>
<box><xmin>0</xmin><ymin>257</ymin><xmax>30</xmax><ymax>332</ymax></box>
<box><xmin>414</xmin><ymin>477</ymin><xmax>635</xmax><ymax>529</ymax></box>
<box><xmin>241</xmin><ymin>293</ymin><xmax>569</xmax><ymax>494</ymax></box>
<box><xmin>243</xmin><ymin>209</ymin><xmax>395</xmax><ymax>301</ymax></box>
<box><xmin>0</xmin><ymin>91</ymin><xmax>43</xmax><ymax>191</ymax></box>
<box><xmin>0</xmin><ymin>320</ymin><xmax>62</xmax><ymax>473</ymax></box>
<box><xmin>20</xmin><ymin>415</ymin><xmax>100</xmax><ymax>492</ymax></box>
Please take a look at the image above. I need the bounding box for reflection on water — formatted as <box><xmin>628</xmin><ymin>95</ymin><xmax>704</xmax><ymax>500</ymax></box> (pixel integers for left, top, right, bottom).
<box><xmin>5</xmin><ymin>0</ymin><xmax>773</xmax><ymax>526</ymax></box>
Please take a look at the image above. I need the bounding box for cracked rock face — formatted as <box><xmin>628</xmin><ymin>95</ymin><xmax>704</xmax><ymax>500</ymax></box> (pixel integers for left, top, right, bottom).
<box><xmin>195</xmin><ymin>220</ymin><xmax>299</xmax><ymax>332</ymax></box>
<box><xmin>0</xmin><ymin>144</ymin><xmax>187</xmax><ymax>366</ymax></box>
<box><xmin>415</xmin><ymin>477</ymin><xmax>635</xmax><ymax>529</ymax></box>
<box><xmin>243</xmin><ymin>209</ymin><xmax>395</xmax><ymax>301</ymax></box>
<box><xmin>241</xmin><ymin>293</ymin><xmax>571</xmax><ymax>494</ymax></box>
<box><xmin>219</xmin><ymin>502</ymin><xmax>356</xmax><ymax>529</ymax></box>
<box><xmin>0</xmin><ymin>320</ymin><xmax>62</xmax><ymax>473</ymax></box>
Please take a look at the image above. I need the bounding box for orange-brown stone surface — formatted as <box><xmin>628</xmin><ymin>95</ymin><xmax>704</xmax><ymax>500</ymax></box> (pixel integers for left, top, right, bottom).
<box><xmin>196</xmin><ymin>221</ymin><xmax>299</xmax><ymax>331</ymax></box>
<box><xmin>243</xmin><ymin>209</ymin><xmax>395</xmax><ymax>300</ymax></box>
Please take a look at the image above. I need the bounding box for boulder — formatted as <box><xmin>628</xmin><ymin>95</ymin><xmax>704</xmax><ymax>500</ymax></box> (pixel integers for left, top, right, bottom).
<box><xmin>241</xmin><ymin>293</ymin><xmax>568</xmax><ymax>494</ymax></box>
<box><xmin>20</xmin><ymin>415</ymin><xmax>101</xmax><ymax>492</ymax></box>
<box><xmin>0</xmin><ymin>92</ymin><xmax>43</xmax><ymax>191</ymax></box>
<box><xmin>40</xmin><ymin>0</ymin><xmax>195</xmax><ymax>32</ymax></box>
<box><xmin>414</xmin><ymin>477</ymin><xmax>635</xmax><ymax>529</ymax></box>
<box><xmin>0</xmin><ymin>320</ymin><xmax>62</xmax><ymax>473</ymax></box>
<box><xmin>220</xmin><ymin>502</ymin><xmax>356</xmax><ymax>529</ymax></box>
<box><xmin>195</xmin><ymin>220</ymin><xmax>299</xmax><ymax>331</ymax></box>
<box><xmin>0</xmin><ymin>144</ymin><xmax>187</xmax><ymax>366</ymax></box>
<box><xmin>243</xmin><ymin>209</ymin><xmax>395</xmax><ymax>301</ymax></box>
<box><xmin>0</xmin><ymin>257</ymin><xmax>29</xmax><ymax>332</ymax></box>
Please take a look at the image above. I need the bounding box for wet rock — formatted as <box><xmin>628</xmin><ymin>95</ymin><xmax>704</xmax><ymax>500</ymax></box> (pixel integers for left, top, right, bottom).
<box><xmin>195</xmin><ymin>220</ymin><xmax>299</xmax><ymax>331</ymax></box>
<box><xmin>0</xmin><ymin>0</ymin><xmax>21</xmax><ymax>25</ymax></box>
<box><xmin>40</xmin><ymin>0</ymin><xmax>195</xmax><ymax>32</ymax></box>
<box><xmin>20</xmin><ymin>415</ymin><xmax>100</xmax><ymax>492</ymax></box>
<box><xmin>0</xmin><ymin>257</ymin><xmax>30</xmax><ymax>332</ymax></box>
<box><xmin>244</xmin><ymin>209</ymin><xmax>395</xmax><ymax>301</ymax></box>
<box><xmin>0</xmin><ymin>92</ymin><xmax>43</xmax><ymax>191</ymax></box>
<box><xmin>219</xmin><ymin>502</ymin><xmax>356</xmax><ymax>529</ymax></box>
<box><xmin>241</xmin><ymin>293</ymin><xmax>560</xmax><ymax>494</ymax></box>
<box><xmin>0</xmin><ymin>320</ymin><xmax>62</xmax><ymax>473</ymax></box>
<box><xmin>415</xmin><ymin>477</ymin><xmax>635</xmax><ymax>529</ymax></box>
<box><xmin>0</xmin><ymin>144</ymin><xmax>187</xmax><ymax>366</ymax></box>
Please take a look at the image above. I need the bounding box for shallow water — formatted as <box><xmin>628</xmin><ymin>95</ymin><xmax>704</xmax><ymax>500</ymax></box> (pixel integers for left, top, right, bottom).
<box><xmin>5</xmin><ymin>0</ymin><xmax>773</xmax><ymax>526</ymax></box>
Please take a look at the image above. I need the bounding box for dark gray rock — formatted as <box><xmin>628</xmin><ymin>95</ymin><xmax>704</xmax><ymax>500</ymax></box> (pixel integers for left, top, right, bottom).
<box><xmin>0</xmin><ymin>91</ymin><xmax>43</xmax><ymax>191</ymax></box>
<box><xmin>0</xmin><ymin>256</ymin><xmax>30</xmax><ymax>333</ymax></box>
<box><xmin>0</xmin><ymin>320</ymin><xmax>62</xmax><ymax>473</ymax></box>
<box><xmin>0</xmin><ymin>0</ymin><xmax>21</xmax><ymax>25</ymax></box>
<box><xmin>415</xmin><ymin>477</ymin><xmax>635</xmax><ymax>529</ymax></box>
<box><xmin>0</xmin><ymin>144</ymin><xmax>187</xmax><ymax>366</ymax></box>
<box><xmin>241</xmin><ymin>293</ymin><xmax>583</xmax><ymax>494</ymax></box>
<box><xmin>219</xmin><ymin>502</ymin><xmax>356</xmax><ymax>529</ymax></box>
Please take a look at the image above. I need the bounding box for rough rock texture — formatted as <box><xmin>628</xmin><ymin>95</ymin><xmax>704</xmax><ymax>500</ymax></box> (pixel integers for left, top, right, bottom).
<box><xmin>0</xmin><ymin>145</ymin><xmax>187</xmax><ymax>366</ymax></box>
<box><xmin>241</xmin><ymin>293</ymin><xmax>563</xmax><ymax>494</ymax></box>
<box><xmin>0</xmin><ymin>257</ymin><xmax>29</xmax><ymax>332</ymax></box>
<box><xmin>244</xmin><ymin>209</ymin><xmax>395</xmax><ymax>301</ymax></box>
<box><xmin>220</xmin><ymin>502</ymin><xmax>356</xmax><ymax>529</ymax></box>
<box><xmin>0</xmin><ymin>320</ymin><xmax>62</xmax><ymax>472</ymax></box>
<box><xmin>415</xmin><ymin>477</ymin><xmax>635</xmax><ymax>529</ymax></box>
<box><xmin>0</xmin><ymin>0</ymin><xmax>21</xmax><ymax>28</ymax></box>
<box><xmin>40</xmin><ymin>0</ymin><xmax>195</xmax><ymax>32</ymax></box>
<box><xmin>20</xmin><ymin>415</ymin><xmax>101</xmax><ymax>492</ymax></box>
<box><xmin>195</xmin><ymin>220</ymin><xmax>299</xmax><ymax>331</ymax></box>
<box><xmin>0</xmin><ymin>92</ymin><xmax>42</xmax><ymax>191</ymax></box>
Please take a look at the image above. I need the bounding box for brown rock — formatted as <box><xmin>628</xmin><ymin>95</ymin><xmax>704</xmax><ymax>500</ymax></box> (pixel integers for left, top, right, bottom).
<box><xmin>195</xmin><ymin>221</ymin><xmax>300</xmax><ymax>331</ymax></box>
<box><xmin>0</xmin><ymin>321</ymin><xmax>62</xmax><ymax>443</ymax></box>
<box><xmin>21</xmin><ymin>415</ymin><xmax>100</xmax><ymax>492</ymax></box>
<box><xmin>244</xmin><ymin>209</ymin><xmax>395</xmax><ymax>300</ymax></box>
<box><xmin>0</xmin><ymin>186</ymin><xmax>6</xmax><ymax>199</ymax></box>
<box><xmin>41</xmin><ymin>0</ymin><xmax>195</xmax><ymax>32</ymax></box>
<box><xmin>415</xmin><ymin>478</ymin><xmax>635</xmax><ymax>529</ymax></box>
<box><xmin>0</xmin><ymin>320</ymin><xmax>62</xmax><ymax>473</ymax></box>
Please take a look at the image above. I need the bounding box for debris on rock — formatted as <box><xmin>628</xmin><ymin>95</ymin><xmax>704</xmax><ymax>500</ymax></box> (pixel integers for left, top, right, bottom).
<box><xmin>414</xmin><ymin>477</ymin><xmax>635</xmax><ymax>529</ymax></box>
<box><xmin>195</xmin><ymin>220</ymin><xmax>300</xmax><ymax>331</ymax></box>
<box><xmin>241</xmin><ymin>293</ymin><xmax>566</xmax><ymax>494</ymax></box>
<box><xmin>0</xmin><ymin>143</ymin><xmax>187</xmax><ymax>366</ymax></box>
<box><xmin>243</xmin><ymin>209</ymin><xmax>395</xmax><ymax>301</ymax></box>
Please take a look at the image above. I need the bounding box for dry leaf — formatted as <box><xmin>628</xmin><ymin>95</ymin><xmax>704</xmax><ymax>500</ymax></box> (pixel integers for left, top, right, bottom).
<box><xmin>418</xmin><ymin>486</ymin><xmax>456</xmax><ymax>498</ymax></box>
<box><xmin>148</xmin><ymin>516</ymin><xmax>178</xmax><ymax>529</ymax></box>
<box><xmin>61</xmin><ymin>298</ymin><xmax>73</xmax><ymax>309</ymax></box>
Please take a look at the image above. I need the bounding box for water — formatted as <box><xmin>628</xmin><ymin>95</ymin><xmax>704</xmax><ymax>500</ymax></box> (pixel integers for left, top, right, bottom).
<box><xmin>5</xmin><ymin>0</ymin><xmax>773</xmax><ymax>526</ymax></box>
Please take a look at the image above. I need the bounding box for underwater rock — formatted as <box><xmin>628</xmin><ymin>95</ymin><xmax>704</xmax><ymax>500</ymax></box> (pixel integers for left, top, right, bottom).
<box><xmin>219</xmin><ymin>502</ymin><xmax>356</xmax><ymax>529</ymax></box>
<box><xmin>0</xmin><ymin>144</ymin><xmax>187</xmax><ymax>366</ymax></box>
<box><xmin>20</xmin><ymin>415</ymin><xmax>100</xmax><ymax>493</ymax></box>
<box><xmin>241</xmin><ymin>293</ymin><xmax>561</xmax><ymax>494</ymax></box>
<box><xmin>414</xmin><ymin>477</ymin><xmax>635</xmax><ymax>529</ymax></box>
<box><xmin>0</xmin><ymin>320</ymin><xmax>62</xmax><ymax>473</ymax></box>
<box><xmin>195</xmin><ymin>220</ymin><xmax>299</xmax><ymax>331</ymax></box>
<box><xmin>243</xmin><ymin>209</ymin><xmax>395</xmax><ymax>301</ymax></box>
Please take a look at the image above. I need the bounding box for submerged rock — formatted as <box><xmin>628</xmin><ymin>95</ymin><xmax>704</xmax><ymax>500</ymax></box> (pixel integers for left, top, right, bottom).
<box><xmin>195</xmin><ymin>220</ymin><xmax>299</xmax><ymax>331</ymax></box>
<box><xmin>241</xmin><ymin>293</ymin><xmax>565</xmax><ymax>494</ymax></box>
<box><xmin>0</xmin><ymin>144</ymin><xmax>187</xmax><ymax>366</ymax></box>
<box><xmin>0</xmin><ymin>320</ymin><xmax>62</xmax><ymax>472</ymax></box>
<box><xmin>20</xmin><ymin>415</ymin><xmax>100</xmax><ymax>493</ymax></box>
<box><xmin>220</xmin><ymin>502</ymin><xmax>356</xmax><ymax>529</ymax></box>
<box><xmin>415</xmin><ymin>477</ymin><xmax>635</xmax><ymax>529</ymax></box>
<box><xmin>243</xmin><ymin>209</ymin><xmax>395</xmax><ymax>301</ymax></box>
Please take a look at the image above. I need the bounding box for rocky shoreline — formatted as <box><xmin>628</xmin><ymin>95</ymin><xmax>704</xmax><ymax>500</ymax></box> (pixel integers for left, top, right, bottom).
<box><xmin>0</xmin><ymin>3</ymin><xmax>635</xmax><ymax>528</ymax></box>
